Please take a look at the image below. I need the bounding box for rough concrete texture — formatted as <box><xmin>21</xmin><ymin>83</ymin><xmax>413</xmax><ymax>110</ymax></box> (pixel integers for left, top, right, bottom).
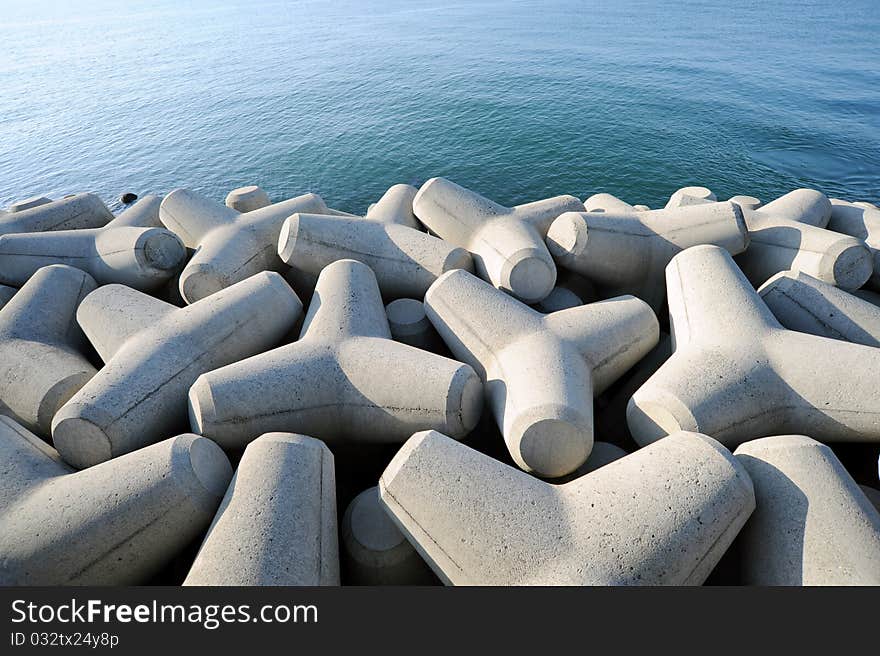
<box><xmin>554</xmin><ymin>441</ymin><xmax>628</xmax><ymax>483</ymax></box>
<box><xmin>385</xmin><ymin>298</ymin><xmax>443</xmax><ymax>352</ymax></box>
<box><xmin>184</xmin><ymin>433</ymin><xmax>338</xmax><ymax>586</ymax></box>
<box><xmin>546</xmin><ymin>201</ymin><xmax>748</xmax><ymax>310</ymax></box>
<box><xmin>734</xmin><ymin>435</ymin><xmax>880</xmax><ymax>585</ymax></box>
<box><xmin>425</xmin><ymin>267</ymin><xmax>658</xmax><ymax>477</ymax></box>
<box><xmin>728</xmin><ymin>195</ymin><xmax>762</xmax><ymax>211</ymax></box>
<box><xmin>628</xmin><ymin>245</ymin><xmax>880</xmax><ymax>448</ymax></box>
<box><xmin>0</xmin><ymin>416</ymin><xmax>231</xmax><ymax>585</ymax></box>
<box><xmin>159</xmin><ymin>188</ymin><xmax>340</xmax><ymax>303</ymax></box>
<box><xmin>583</xmin><ymin>193</ymin><xmax>636</xmax><ymax>213</ymax></box>
<box><xmin>52</xmin><ymin>272</ymin><xmax>303</xmax><ymax>469</ymax></box>
<box><xmin>854</xmin><ymin>288</ymin><xmax>880</xmax><ymax>307</ymax></box>
<box><xmin>412</xmin><ymin>177</ymin><xmax>584</xmax><ymax>303</ymax></box>
<box><xmin>225</xmin><ymin>185</ymin><xmax>271</xmax><ymax>213</ymax></box>
<box><xmin>189</xmin><ymin>259</ymin><xmax>483</xmax><ymax>450</ymax></box>
<box><xmin>0</xmin><ymin>193</ymin><xmax>113</xmax><ymax>236</ymax></box>
<box><xmin>341</xmin><ymin>486</ymin><xmax>435</xmax><ymax>585</ymax></box>
<box><xmin>0</xmin><ymin>284</ymin><xmax>15</xmax><ymax>310</ymax></box>
<box><xmin>7</xmin><ymin>196</ymin><xmax>53</xmax><ymax>213</ymax></box>
<box><xmin>107</xmin><ymin>194</ymin><xmax>163</xmax><ymax>228</ymax></box>
<box><xmin>759</xmin><ymin>270</ymin><xmax>880</xmax><ymax>346</ymax></box>
<box><xmin>365</xmin><ymin>184</ymin><xmax>422</xmax><ymax>229</ymax></box>
<box><xmin>595</xmin><ymin>333</ymin><xmax>672</xmax><ymax>442</ymax></box>
<box><xmin>828</xmin><ymin>198</ymin><xmax>880</xmax><ymax>289</ymax></box>
<box><xmin>664</xmin><ymin>186</ymin><xmax>717</xmax><ymax>209</ymax></box>
<box><xmin>736</xmin><ymin>189</ymin><xmax>871</xmax><ymax>289</ymax></box>
<box><xmin>0</xmin><ymin>265</ymin><xmax>97</xmax><ymax>437</ymax></box>
<box><xmin>532</xmin><ymin>270</ymin><xmax>597</xmax><ymax>313</ymax></box>
<box><xmin>379</xmin><ymin>429</ymin><xmax>754</xmax><ymax>585</ymax></box>
<box><xmin>278</xmin><ymin>212</ymin><xmax>473</xmax><ymax>300</ymax></box>
<box><xmin>862</xmin><ymin>486</ymin><xmax>880</xmax><ymax>514</ymax></box>
<box><xmin>0</xmin><ymin>222</ymin><xmax>186</xmax><ymax>291</ymax></box>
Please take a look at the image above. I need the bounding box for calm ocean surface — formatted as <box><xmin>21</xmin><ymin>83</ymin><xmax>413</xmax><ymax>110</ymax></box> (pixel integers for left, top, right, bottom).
<box><xmin>1</xmin><ymin>0</ymin><xmax>878</xmax><ymax>213</ymax></box>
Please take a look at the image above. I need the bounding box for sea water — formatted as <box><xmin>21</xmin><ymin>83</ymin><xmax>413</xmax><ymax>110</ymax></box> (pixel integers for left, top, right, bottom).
<box><xmin>1</xmin><ymin>0</ymin><xmax>877</xmax><ymax>213</ymax></box>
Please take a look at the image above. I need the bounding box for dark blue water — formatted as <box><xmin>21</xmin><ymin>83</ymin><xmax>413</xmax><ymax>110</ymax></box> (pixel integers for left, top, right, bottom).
<box><xmin>1</xmin><ymin>0</ymin><xmax>878</xmax><ymax>213</ymax></box>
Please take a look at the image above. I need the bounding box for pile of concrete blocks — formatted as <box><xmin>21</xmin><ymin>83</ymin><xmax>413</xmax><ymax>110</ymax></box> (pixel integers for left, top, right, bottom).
<box><xmin>1</xmin><ymin>182</ymin><xmax>879</xmax><ymax>587</ymax></box>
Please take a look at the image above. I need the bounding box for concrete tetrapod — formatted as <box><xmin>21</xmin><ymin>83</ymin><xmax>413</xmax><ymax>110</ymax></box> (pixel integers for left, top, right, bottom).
<box><xmin>159</xmin><ymin>188</ymin><xmax>346</xmax><ymax>303</ymax></box>
<box><xmin>664</xmin><ymin>186</ymin><xmax>717</xmax><ymax>209</ymax></box>
<box><xmin>733</xmin><ymin>435</ymin><xmax>880</xmax><ymax>585</ymax></box>
<box><xmin>0</xmin><ymin>284</ymin><xmax>15</xmax><ymax>310</ymax></box>
<box><xmin>0</xmin><ymin>193</ymin><xmax>113</xmax><ymax>236</ymax></box>
<box><xmin>758</xmin><ymin>270</ymin><xmax>880</xmax><ymax>346</ymax></box>
<box><xmin>365</xmin><ymin>184</ymin><xmax>421</xmax><ymax>229</ymax></box>
<box><xmin>51</xmin><ymin>272</ymin><xmax>303</xmax><ymax>469</ymax></box>
<box><xmin>412</xmin><ymin>177</ymin><xmax>584</xmax><ymax>303</ymax></box>
<box><xmin>277</xmin><ymin>212</ymin><xmax>472</xmax><ymax>300</ymax></box>
<box><xmin>532</xmin><ymin>270</ymin><xmax>597</xmax><ymax>313</ymax></box>
<box><xmin>728</xmin><ymin>195</ymin><xmax>762</xmax><ymax>211</ymax></box>
<box><xmin>385</xmin><ymin>298</ymin><xmax>443</xmax><ymax>352</ymax></box>
<box><xmin>828</xmin><ymin>198</ymin><xmax>880</xmax><ymax>289</ymax></box>
<box><xmin>554</xmin><ymin>441</ymin><xmax>628</xmax><ymax>483</ymax></box>
<box><xmin>863</xmin><ymin>486</ymin><xmax>880</xmax><ymax>514</ymax></box>
<box><xmin>424</xmin><ymin>268</ymin><xmax>658</xmax><ymax>477</ymax></box>
<box><xmin>0</xmin><ymin>265</ymin><xmax>97</xmax><ymax>437</ymax></box>
<box><xmin>184</xmin><ymin>433</ymin><xmax>339</xmax><ymax>586</ymax></box>
<box><xmin>6</xmin><ymin>196</ymin><xmax>52</xmax><ymax>213</ymax></box>
<box><xmin>341</xmin><ymin>486</ymin><xmax>434</xmax><ymax>585</ymax></box>
<box><xmin>0</xmin><ymin>417</ymin><xmax>231</xmax><ymax>585</ymax></box>
<box><xmin>583</xmin><ymin>193</ymin><xmax>636</xmax><ymax>213</ymax></box>
<box><xmin>627</xmin><ymin>245</ymin><xmax>880</xmax><ymax>448</ymax></box>
<box><xmin>0</xmin><ymin>196</ymin><xmax>184</xmax><ymax>291</ymax></box>
<box><xmin>189</xmin><ymin>259</ymin><xmax>483</xmax><ymax>450</ymax></box>
<box><xmin>225</xmin><ymin>185</ymin><xmax>271</xmax><ymax>212</ymax></box>
<box><xmin>735</xmin><ymin>189</ymin><xmax>871</xmax><ymax>289</ymax></box>
<box><xmin>379</xmin><ymin>429</ymin><xmax>755</xmax><ymax>585</ymax></box>
<box><xmin>546</xmin><ymin>200</ymin><xmax>748</xmax><ymax>311</ymax></box>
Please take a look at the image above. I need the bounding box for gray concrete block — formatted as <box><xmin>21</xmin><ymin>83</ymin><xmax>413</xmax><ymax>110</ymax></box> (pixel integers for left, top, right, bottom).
<box><xmin>413</xmin><ymin>177</ymin><xmax>584</xmax><ymax>303</ymax></box>
<box><xmin>379</xmin><ymin>429</ymin><xmax>754</xmax><ymax>585</ymax></box>
<box><xmin>341</xmin><ymin>486</ymin><xmax>435</xmax><ymax>585</ymax></box>
<box><xmin>759</xmin><ymin>269</ymin><xmax>880</xmax><ymax>346</ymax></box>
<box><xmin>0</xmin><ymin>218</ymin><xmax>185</xmax><ymax>291</ymax></box>
<box><xmin>0</xmin><ymin>284</ymin><xmax>15</xmax><ymax>310</ymax></box>
<box><xmin>628</xmin><ymin>245</ymin><xmax>880</xmax><ymax>448</ymax></box>
<box><xmin>828</xmin><ymin>198</ymin><xmax>880</xmax><ymax>289</ymax></box>
<box><xmin>583</xmin><ymin>193</ymin><xmax>636</xmax><ymax>213</ymax></box>
<box><xmin>734</xmin><ymin>435</ymin><xmax>880</xmax><ymax>585</ymax></box>
<box><xmin>0</xmin><ymin>265</ymin><xmax>97</xmax><ymax>437</ymax></box>
<box><xmin>664</xmin><ymin>186</ymin><xmax>717</xmax><ymax>209</ymax></box>
<box><xmin>7</xmin><ymin>196</ymin><xmax>52</xmax><ymax>213</ymax></box>
<box><xmin>385</xmin><ymin>298</ymin><xmax>442</xmax><ymax>352</ymax></box>
<box><xmin>425</xmin><ymin>267</ymin><xmax>658</xmax><ymax>478</ymax></box>
<box><xmin>728</xmin><ymin>195</ymin><xmax>762</xmax><ymax>211</ymax></box>
<box><xmin>189</xmin><ymin>259</ymin><xmax>483</xmax><ymax>450</ymax></box>
<box><xmin>52</xmin><ymin>271</ymin><xmax>302</xmax><ymax>469</ymax></box>
<box><xmin>159</xmin><ymin>188</ymin><xmax>338</xmax><ymax>303</ymax></box>
<box><xmin>547</xmin><ymin>201</ymin><xmax>748</xmax><ymax>311</ymax></box>
<box><xmin>554</xmin><ymin>441</ymin><xmax>628</xmax><ymax>483</ymax></box>
<box><xmin>184</xmin><ymin>433</ymin><xmax>338</xmax><ymax>586</ymax></box>
<box><xmin>106</xmin><ymin>194</ymin><xmax>163</xmax><ymax>228</ymax></box>
<box><xmin>0</xmin><ymin>416</ymin><xmax>231</xmax><ymax>585</ymax></box>
<box><xmin>277</xmin><ymin>212</ymin><xmax>472</xmax><ymax>300</ymax></box>
<box><xmin>225</xmin><ymin>185</ymin><xmax>271</xmax><ymax>213</ymax></box>
<box><xmin>736</xmin><ymin>189</ymin><xmax>870</xmax><ymax>289</ymax></box>
<box><xmin>0</xmin><ymin>193</ymin><xmax>113</xmax><ymax>237</ymax></box>
<box><xmin>861</xmin><ymin>486</ymin><xmax>880</xmax><ymax>514</ymax></box>
<box><xmin>365</xmin><ymin>184</ymin><xmax>422</xmax><ymax>229</ymax></box>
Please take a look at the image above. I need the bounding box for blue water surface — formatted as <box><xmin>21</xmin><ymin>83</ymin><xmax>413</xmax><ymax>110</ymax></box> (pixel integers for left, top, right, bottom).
<box><xmin>1</xmin><ymin>0</ymin><xmax>877</xmax><ymax>213</ymax></box>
